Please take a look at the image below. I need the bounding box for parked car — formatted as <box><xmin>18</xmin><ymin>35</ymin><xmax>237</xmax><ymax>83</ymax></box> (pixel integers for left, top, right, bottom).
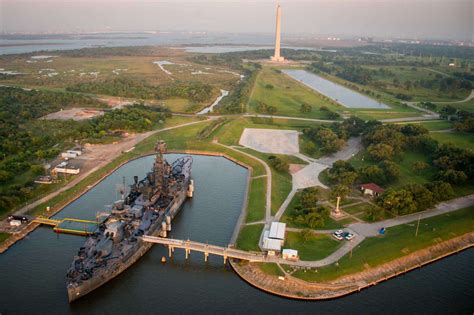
<box><xmin>343</xmin><ymin>232</ymin><xmax>355</xmax><ymax>241</ymax></box>
<box><xmin>7</xmin><ymin>215</ymin><xmax>29</xmax><ymax>223</ymax></box>
<box><xmin>332</xmin><ymin>232</ymin><xmax>344</xmax><ymax>241</ymax></box>
<box><xmin>334</xmin><ymin>229</ymin><xmax>343</xmax><ymax>236</ymax></box>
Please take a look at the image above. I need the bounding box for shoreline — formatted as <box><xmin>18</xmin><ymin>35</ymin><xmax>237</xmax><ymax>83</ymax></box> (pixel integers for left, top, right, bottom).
<box><xmin>0</xmin><ymin>149</ymin><xmax>252</xmax><ymax>254</ymax></box>
<box><xmin>230</xmin><ymin>232</ymin><xmax>474</xmax><ymax>300</ymax></box>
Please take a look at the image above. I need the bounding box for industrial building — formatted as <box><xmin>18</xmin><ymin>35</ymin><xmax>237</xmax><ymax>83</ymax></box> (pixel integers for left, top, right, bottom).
<box><xmin>261</xmin><ymin>222</ymin><xmax>286</xmax><ymax>255</ymax></box>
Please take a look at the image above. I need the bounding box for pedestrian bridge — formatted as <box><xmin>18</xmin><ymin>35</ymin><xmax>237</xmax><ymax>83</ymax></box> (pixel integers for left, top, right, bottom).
<box><xmin>141</xmin><ymin>235</ymin><xmax>266</xmax><ymax>264</ymax></box>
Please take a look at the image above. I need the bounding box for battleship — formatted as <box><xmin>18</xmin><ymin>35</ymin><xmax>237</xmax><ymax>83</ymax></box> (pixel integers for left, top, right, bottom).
<box><xmin>66</xmin><ymin>140</ymin><xmax>193</xmax><ymax>302</ymax></box>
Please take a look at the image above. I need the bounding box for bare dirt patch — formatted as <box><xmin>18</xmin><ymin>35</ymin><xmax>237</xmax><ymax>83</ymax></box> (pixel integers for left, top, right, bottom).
<box><xmin>239</xmin><ymin>128</ymin><xmax>299</xmax><ymax>154</ymax></box>
<box><xmin>41</xmin><ymin>108</ymin><xmax>104</xmax><ymax>121</ymax></box>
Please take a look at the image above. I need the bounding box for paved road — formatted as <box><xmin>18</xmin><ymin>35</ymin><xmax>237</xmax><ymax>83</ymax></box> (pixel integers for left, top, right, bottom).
<box><xmin>350</xmin><ymin>194</ymin><xmax>474</xmax><ymax>237</ymax></box>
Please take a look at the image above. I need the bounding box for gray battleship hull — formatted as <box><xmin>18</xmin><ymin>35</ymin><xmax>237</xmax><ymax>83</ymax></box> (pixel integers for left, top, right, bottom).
<box><xmin>67</xmin><ymin>188</ymin><xmax>188</xmax><ymax>302</ymax></box>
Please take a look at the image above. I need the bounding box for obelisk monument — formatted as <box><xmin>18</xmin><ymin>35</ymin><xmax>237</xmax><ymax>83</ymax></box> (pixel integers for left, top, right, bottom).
<box><xmin>270</xmin><ymin>3</ymin><xmax>285</xmax><ymax>62</ymax></box>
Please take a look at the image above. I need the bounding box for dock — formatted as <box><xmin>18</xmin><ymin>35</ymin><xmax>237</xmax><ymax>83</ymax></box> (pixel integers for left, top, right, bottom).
<box><xmin>141</xmin><ymin>235</ymin><xmax>266</xmax><ymax>264</ymax></box>
<box><xmin>33</xmin><ymin>216</ymin><xmax>99</xmax><ymax>236</ymax></box>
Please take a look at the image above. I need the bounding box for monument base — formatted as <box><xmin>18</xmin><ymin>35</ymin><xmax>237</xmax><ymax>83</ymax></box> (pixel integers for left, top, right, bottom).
<box><xmin>330</xmin><ymin>210</ymin><xmax>346</xmax><ymax>221</ymax></box>
<box><xmin>270</xmin><ymin>56</ymin><xmax>285</xmax><ymax>62</ymax></box>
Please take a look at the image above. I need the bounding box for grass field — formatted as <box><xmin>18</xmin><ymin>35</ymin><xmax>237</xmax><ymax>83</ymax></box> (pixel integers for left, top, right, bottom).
<box><xmin>292</xmin><ymin>206</ymin><xmax>474</xmax><ymax>282</ymax></box>
<box><xmin>430</xmin><ymin>131</ymin><xmax>474</xmax><ymax>151</ymax></box>
<box><xmin>246</xmin><ymin>177</ymin><xmax>266</xmax><ymax>223</ymax></box>
<box><xmin>0</xmin><ymin>52</ymin><xmax>238</xmax><ymax>89</ymax></box>
<box><xmin>396</xmin><ymin>120</ymin><xmax>453</xmax><ymax>131</ymax></box>
<box><xmin>441</xmin><ymin>99</ymin><xmax>474</xmax><ymax>113</ymax></box>
<box><xmin>342</xmin><ymin>202</ymin><xmax>393</xmax><ymax>222</ymax></box>
<box><xmin>236</xmin><ymin>224</ymin><xmax>263</xmax><ymax>251</ymax></box>
<box><xmin>248</xmin><ymin>66</ymin><xmax>343</xmax><ymax>119</ymax></box>
<box><xmin>285</xmin><ymin>231</ymin><xmax>342</xmax><ymax>261</ymax></box>
<box><xmin>0</xmin><ymin>233</ymin><xmax>10</xmax><ymax>244</ymax></box>
<box><xmin>259</xmin><ymin>263</ymin><xmax>284</xmax><ymax>277</ymax></box>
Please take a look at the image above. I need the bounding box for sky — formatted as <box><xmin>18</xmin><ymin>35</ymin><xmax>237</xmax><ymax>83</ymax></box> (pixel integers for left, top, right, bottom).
<box><xmin>0</xmin><ymin>0</ymin><xmax>472</xmax><ymax>40</ymax></box>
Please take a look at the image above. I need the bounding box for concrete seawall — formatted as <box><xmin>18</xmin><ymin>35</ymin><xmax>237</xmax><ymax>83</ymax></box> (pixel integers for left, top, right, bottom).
<box><xmin>230</xmin><ymin>232</ymin><xmax>474</xmax><ymax>300</ymax></box>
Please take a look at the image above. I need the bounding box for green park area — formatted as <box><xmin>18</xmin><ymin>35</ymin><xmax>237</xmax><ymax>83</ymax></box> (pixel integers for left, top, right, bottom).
<box><xmin>284</xmin><ymin>231</ymin><xmax>342</xmax><ymax>261</ymax></box>
<box><xmin>0</xmin><ymin>233</ymin><xmax>10</xmax><ymax>244</ymax></box>
<box><xmin>248</xmin><ymin>66</ymin><xmax>343</xmax><ymax>119</ymax></box>
<box><xmin>236</xmin><ymin>224</ymin><xmax>263</xmax><ymax>252</ymax></box>
<box><xmin>291</xmin><ymin>206</ymin><xmax>474</xmax><ymax>282</ymax></box>
<box><xmin>430</xmin><ymin>131</ymin><xmax>474</xmax><ymax>151</ymax></box>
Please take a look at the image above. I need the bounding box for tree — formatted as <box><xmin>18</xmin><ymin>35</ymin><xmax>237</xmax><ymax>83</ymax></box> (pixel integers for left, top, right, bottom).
<box><xmin>378</xmin><ymin>189</ymin><xmax>417</xmax><ymax>215</ymax></box>
<box><xmin>330</xmin><ymin>184</ymin><xmax>351</xmax><ymax>201</ymax></box>
<box><xmin>365</xmin><ymin>205</ymin><xmax>384</xmax><ymax>222</ymax></box>
<box><xmin>424</xmin><ymin>181</ymin><xmax>454</xmax><ymax>201</ymax></box>
<box><xmin>367</xmin><ymin>143</ymin><xmax>394</xmax><ymax>161</ymax></box>
<box><xmin>306</xmin><ymin>212</ymin><xmax>325</xmax><ymax>228</ymax></box>
<box><xmin>300</xmin><ymin>229</ymin><xmax>313</xmax><ymax>243</ymax></box>
<box><xmin>379</xmin><ymin>160</ymin><xmax>400</xmax><ymax>182</ymax></box>
<box><xmin>437</xmin><ymin>169</ymin><xmax>467</xmax><ymax>184</ymax></box>
<box><xmin>300</xmin><ymin>103</ymin><xmax>312</xmax><ymax>113</ymax></box>
<box><xmin>359</xmin><ymin>165</ymin><xmax>385</xmax><ymax>184</ymax></box>
<box><xmin>300</xmin><ymin>187</ymin><xmax>319</xmax><ymax>208</ymax></box>
<box><xmin>412</xmin><ymin>161</ymin><xmax>430</xmax><ymax>172</ymax></box>
<box><xmin>406</xmin><ymin>184</ymin><xmax>435</xmax><ymax>211</ymax></box>
<box><xmin>267</xmin><ymin>156</ymin><xmax>288</xmax><ymax>172</ymax></box>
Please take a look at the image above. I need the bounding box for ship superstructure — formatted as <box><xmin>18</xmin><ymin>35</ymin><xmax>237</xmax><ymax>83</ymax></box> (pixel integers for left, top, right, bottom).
<box><xmin>66</xmin><ymin>140</ymin><xmax>193</xmax><ymax>302</ymax></box>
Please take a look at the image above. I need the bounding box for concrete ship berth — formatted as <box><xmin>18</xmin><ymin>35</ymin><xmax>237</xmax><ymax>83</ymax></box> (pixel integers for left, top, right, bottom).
<box><xmin>66</xmin><ymin>140</ymin><xmax>193</xmax><ymax>302</ymax></box>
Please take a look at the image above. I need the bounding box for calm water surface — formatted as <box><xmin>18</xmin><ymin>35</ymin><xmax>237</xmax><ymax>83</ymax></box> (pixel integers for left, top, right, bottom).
<box><xmin>0</xmin><ymin>154</ymin><xmax>472</xmax><ymax>314</ymax></box>
<box><xmin>283</xmin><ymin>69</ymin><xmax>390</xmax><ymax>109</ymax></box>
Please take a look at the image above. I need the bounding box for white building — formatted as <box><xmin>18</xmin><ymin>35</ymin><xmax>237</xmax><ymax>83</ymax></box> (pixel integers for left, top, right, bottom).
<box><xmin>53</xmin><ymin>162</ymin><xmax>80</xmax><ymax>175</ymax></box>
<box><xmin>261</xmin><ymin>222</ymin><xmax>286</xmax><ymax>254</ymax></box>
<box><xmin>282</xmin><ymin>249</ymin><xmax>299</xmax><ymax>261</ymax></box>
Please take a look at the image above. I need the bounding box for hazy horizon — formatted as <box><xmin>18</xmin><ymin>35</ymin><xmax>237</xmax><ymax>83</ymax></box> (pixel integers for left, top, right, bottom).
<box><xmin>1</xmin><ymin>0</ymin><xmax>472</xmax><ymax>41</ymax></box>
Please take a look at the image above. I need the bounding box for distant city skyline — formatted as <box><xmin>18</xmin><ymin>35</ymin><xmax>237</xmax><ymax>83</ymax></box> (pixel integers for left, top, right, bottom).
<box><xmin>1</xmin><ymin>0</ymin><xmax>472</xmax><ymax>41</ymax></box>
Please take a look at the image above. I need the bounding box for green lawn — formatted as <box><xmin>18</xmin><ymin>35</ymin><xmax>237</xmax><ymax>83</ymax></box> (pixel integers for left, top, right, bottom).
<box><xmin>0</xmin><ymin>232</ymin><xmax>10</xmax><ymax>244</ymax></box>
<box><xmin>292</xmin><ymin>206</ymin><xmax>474</xmax><ymax>282</ymax></box>
<box><xmin>342</xmin><ymin>202</ymin><xmax>393</xmax><ymax>222</ymax></box>
<box><xmin>249</xmin><ymin>66</ymin><xmax>344</xmax><ymax>119</ymax></box>
<box><xmin>259</xmin><ymin>263</ymin><xmax>284</xmax><ymax>277</ymax></box>
<box><xmin>396</xmin><ymin>120</ymin><xmax>453</xmax><ymax>131</ymax></box>
<box><xmin>285</xmin><ymin>231</ymin><xmax>342</xmax><ymax>261</ymax></box>
<box><xmin>246</xmin><ymin>177</ymin><xmax>266</xmax><ymax>223</ymax></box>
<box><xmin>236</xmin><ymin>224</ymin><xmax>263</xmax><ymax>251</ymax></box>
<box><xmin>442</xmin><ymin>99</ymin><xmax>474</xmax><ymax>113</ymax></box>
<box><xmin>430</xmin><ymin>131</ymin><xmax>474</xmax><ymax>151</ymax></box>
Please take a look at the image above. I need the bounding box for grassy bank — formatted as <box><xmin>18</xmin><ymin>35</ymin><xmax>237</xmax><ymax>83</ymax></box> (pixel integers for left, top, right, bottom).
<box><xmin>246</xmin><ymin>177</ymin><xmax>266</xmax><ymax>223</ymax></box>
<box><xmin>236</xmin><ymin>224</ymin><xmax>263</xmax><ymax>251</ymax></box>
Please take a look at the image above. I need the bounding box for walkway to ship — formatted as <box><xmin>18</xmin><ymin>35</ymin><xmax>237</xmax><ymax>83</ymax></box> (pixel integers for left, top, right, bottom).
<box><xmin>33</xmin><ymin>216</ymin><xmax>99</xmax><ymax>236</ymax></box>
<box><xmin>141</xmin><ymin>235</ymin><xmax>266</xmax><ymax>263</ymax></box>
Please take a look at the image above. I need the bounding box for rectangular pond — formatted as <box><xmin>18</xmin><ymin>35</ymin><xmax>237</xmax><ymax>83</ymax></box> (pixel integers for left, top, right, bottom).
<box><xmin>282</xmin><ymin>69</ymin><xmax>390</xmax><ymax>109</ymax></box>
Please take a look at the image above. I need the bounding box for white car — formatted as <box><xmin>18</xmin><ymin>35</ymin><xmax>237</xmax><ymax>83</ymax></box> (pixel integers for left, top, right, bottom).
<box><xmin>334</xmin><ymin>229</ymin><xmax>343</xmax><ymax>236</ymax></box>
<box><xmin>332</xmin><ymin>232</ymin><xmax>344</xmax><ymax>241</ymax></box>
